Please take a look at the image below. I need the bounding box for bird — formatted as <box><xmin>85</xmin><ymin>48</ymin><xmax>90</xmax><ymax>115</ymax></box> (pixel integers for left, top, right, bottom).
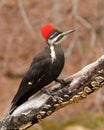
<box><xmin>10</xmin><ymin>24</ymin><xmax>75</xmax><ymax>114</ymax></box>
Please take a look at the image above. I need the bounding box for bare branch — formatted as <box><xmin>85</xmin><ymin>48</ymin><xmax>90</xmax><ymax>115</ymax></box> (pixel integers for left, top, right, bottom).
<box><xmin>0</xmin><ymin>55</ymin><xmax>104</xmax><ymax>130</ymax></box>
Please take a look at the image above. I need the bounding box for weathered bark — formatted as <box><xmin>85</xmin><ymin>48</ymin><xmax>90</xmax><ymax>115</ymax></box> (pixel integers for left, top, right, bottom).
<box><xmin>0</xmin><ymin>55</ymin><xmax>104</xmax><ymax>130</ymax></box>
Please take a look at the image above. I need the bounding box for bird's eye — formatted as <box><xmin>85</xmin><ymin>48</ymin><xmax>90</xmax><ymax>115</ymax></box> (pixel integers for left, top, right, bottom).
<box><xmin>49</xmin><ymin>30</ymin><xmax>61</xmax><ymax>39</ymax></box>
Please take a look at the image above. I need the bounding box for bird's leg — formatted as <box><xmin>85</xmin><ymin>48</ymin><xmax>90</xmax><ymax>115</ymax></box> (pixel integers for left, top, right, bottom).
<box><xmin>55</xmin><ymin>78</ymin><xmax>67</xmax><ymax>86</ymax></box>
<box><xmin>41</xmin><ymin>88</ymin><xmax>55</xmax><ymax>97</ymax></box>
<box><xmin>41</xmin><ymin>88</ymin><xmax>52</xmax><ymax>95</ymax></box>
<box><xmin>41</xmin><ymin>88</ymin><xmax>58</xmax><ymax>102</ymax></box>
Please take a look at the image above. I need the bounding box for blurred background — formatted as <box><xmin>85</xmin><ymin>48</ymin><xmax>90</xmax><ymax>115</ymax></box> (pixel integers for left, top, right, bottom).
<box><xmin>0</xmin><ymin>0</ymin><xmax>104</xmax><ymax>130</ymax></box>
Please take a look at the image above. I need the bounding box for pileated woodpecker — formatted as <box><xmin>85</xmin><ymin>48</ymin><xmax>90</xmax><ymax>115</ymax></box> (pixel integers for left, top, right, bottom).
<box><xmin>10</xmin><ymin>24</ymin><xmax>74</xmax><ymax>113</ymax></box>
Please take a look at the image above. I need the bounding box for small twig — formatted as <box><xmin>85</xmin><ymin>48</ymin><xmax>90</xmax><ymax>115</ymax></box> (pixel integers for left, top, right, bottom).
<box><xmin>77</xmin><ymin>16</ymin><xmax>92</xmax><ymax>29</ymax></box>
<box><xmin>18</xmin><ymin>0</ymin><xmax>36</xmax><ymax>39</ymax></box>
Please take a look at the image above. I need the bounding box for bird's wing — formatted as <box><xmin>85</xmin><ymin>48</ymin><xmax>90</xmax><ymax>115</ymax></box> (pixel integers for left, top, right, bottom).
<box><xmin>11</xmin><ymin>52</ymin><xmax>51</xmax><ymax>106</ymax></box>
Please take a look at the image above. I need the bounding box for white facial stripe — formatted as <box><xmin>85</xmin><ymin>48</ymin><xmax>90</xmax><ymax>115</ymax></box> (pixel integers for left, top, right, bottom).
<box><xmin>48</xmin><ymin>33</ymin><xmax>67</xmax><ymax>45</ymax></box>
<box><xmin>48</xmin><ymin>30</ymin><xmax>74</xmax><ymax>45</ymax></box>
<box><xmin>52</xmin><ymin>33</ymin><xmax>63</xmax><ymax>42</ymax></box>
<box><xmin>50</xmin><ymin>45</ymin><xmax>56</xmax><ymax>63</ymax></box>
<box><xmin>48</xmin><ymin>33</ymin><xmax>62</xmax><ymax>45</ymax></box>
<box><xmin>48</xmin><ymin>37</ymin><xmax>58</xmax><ymax>45</ymax></box>
<box><xmin>54</xmin><ymin>36</ymin><xmax>66</xmax><ymax>45</ymax></box>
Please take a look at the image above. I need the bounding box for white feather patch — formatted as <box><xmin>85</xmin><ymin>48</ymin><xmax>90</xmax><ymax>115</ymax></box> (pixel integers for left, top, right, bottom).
<box><xmin>28</xmin><ymin>82</ymin><xmax>32</xmax><ymax>85</ymax></box>
<box><xmin>50</xmin><ymin>45</ymin><xmax>56</xmax><ymax>63</ymax></box>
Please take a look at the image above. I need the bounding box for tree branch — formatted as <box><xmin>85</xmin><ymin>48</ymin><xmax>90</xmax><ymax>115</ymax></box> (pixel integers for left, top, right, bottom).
<box><xmin>0</xmin><ymin>55</ymin><xmax>104</xmax><ymax>130</ymax></box>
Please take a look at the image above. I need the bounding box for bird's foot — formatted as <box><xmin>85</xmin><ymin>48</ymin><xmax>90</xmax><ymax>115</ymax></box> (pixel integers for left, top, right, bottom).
<box><xmin>41</xmin><ymin>88</ymin><xmax>58</xmax><ymax>102</ymax></box>
<box><xmin>41</xmin><ymin>88</ymin><xmax>53</xmax><ymax>96</ymax></box>
<box><xmin>55</xmin><ymin>78</ymin><xmax>67</xmax><ymax>86</ymax></box>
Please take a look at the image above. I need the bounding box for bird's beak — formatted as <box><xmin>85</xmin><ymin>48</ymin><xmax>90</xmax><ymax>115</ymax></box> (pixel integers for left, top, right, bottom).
<box><xmin>61</xmin><ymin>29</ymin><xmax>75</xmax><ymax>37</ymax></box>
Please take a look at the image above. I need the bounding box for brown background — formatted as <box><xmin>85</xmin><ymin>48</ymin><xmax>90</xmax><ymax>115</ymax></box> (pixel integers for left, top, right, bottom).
<box><xmin>0</xmin><ymin>0</ymin><xmax>104</xmax><ymax>129</ymax></box>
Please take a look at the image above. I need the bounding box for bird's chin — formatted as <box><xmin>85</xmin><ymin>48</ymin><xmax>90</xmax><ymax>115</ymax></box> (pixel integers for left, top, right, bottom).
<box><xmin>54</xmin><ymin>37</ymin><xmax>66</xmax><ymax>45</ymax></box>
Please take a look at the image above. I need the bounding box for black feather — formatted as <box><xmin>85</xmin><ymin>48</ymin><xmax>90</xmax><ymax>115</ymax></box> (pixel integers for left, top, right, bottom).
<box><xmin>10</xmin><ymin>45</ymin><xmax>64</xmax><ymax>113</ymax></box>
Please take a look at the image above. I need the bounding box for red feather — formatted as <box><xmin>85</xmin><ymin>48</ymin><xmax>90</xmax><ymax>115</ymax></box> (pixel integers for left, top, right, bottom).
<box><xmin>41</xmin><ymin>24</ymin><xmax>56</xmax><ymax>39</ymax></box>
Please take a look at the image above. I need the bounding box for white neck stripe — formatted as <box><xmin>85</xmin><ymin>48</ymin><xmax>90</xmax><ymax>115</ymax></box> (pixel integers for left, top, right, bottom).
<box><xmin>50</xmin><ymin>45</ymin><xmax>56</xmax><ymax>63</ymax></box>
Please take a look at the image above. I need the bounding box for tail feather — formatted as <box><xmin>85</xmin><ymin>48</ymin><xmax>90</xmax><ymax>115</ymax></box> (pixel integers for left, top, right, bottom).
<box><xmin>9</xmin><ymin>95</ymin><xmax>28</xmax><ymax>114</ymax></box>
<box><xmin>9</xmin><ymin>105</ymin><xmax>17</xmax><ymax>114</ymax></box>
<box><xmin>9</xmin><ymin>87</ymin><xmax>40</xmax><ymax>114</ymax></box>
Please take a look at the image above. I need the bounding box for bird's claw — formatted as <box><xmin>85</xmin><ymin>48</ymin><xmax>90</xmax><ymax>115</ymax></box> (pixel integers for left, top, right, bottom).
<box><xmin>55</xmin><ymin>79</ymin><xmax>67</xmax><ymax>86</ymax></box>
<box><xmin>41</xmin><ymin>88</ymin><xmax>53</xmax><ymax>95</ymax></box>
